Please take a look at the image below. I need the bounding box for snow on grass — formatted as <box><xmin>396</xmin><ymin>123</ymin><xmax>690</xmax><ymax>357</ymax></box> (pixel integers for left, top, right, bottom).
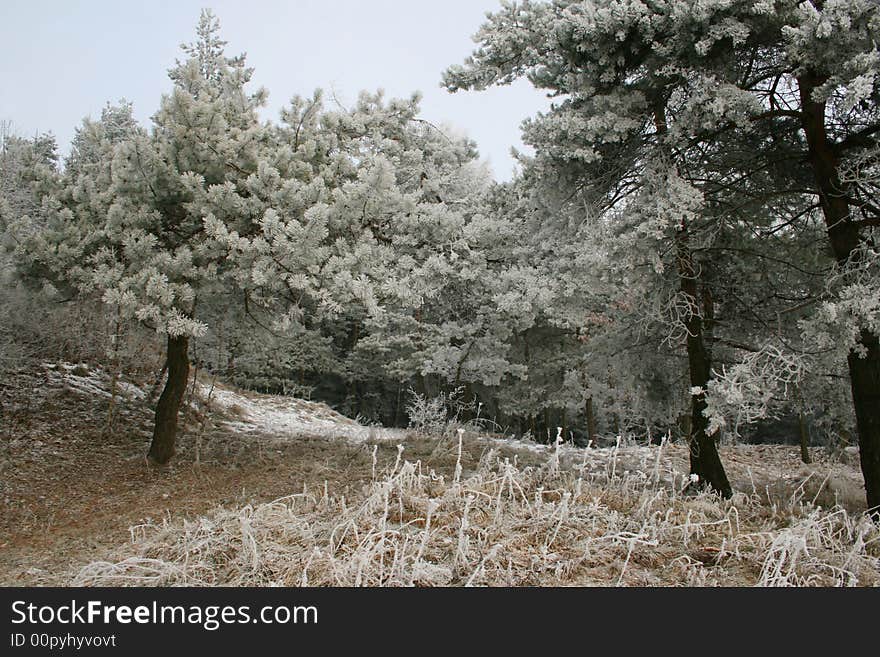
<box><xmin>204</xmin><ymin>381</ymin><xmax>683</xmax><ymax>484</ymax></box>
<box><xmin>42</xmin><ymin>362</ymin><xmax>148</xmax><ymax>401</ymax></box>
<box><xmin>43</xmin><ymin>362</ymin><xmax>116</xmax><ymax>398</ymax></box>
<box><xmin>39</xmin><ymin>365</ymin><xmax>873</xmax><ymax>587</ymax></box>
<box><xmin>37</xmin><ymin>362</ymin><xmax>865</xmax><ymax>515</ymax></box>
<box><xmin>39</xmin><ymin>362</ymin><xmax>398</xmax><ymax>444</ymax></box>
<box><xmin>70</xmin><ymin>442</ymin><xmax>880</xmax><ymax>587</ymax></box>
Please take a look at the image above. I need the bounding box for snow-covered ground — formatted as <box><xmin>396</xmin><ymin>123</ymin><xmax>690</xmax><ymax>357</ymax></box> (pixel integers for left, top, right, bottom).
<box><xmin>39</xmin><ymin>362</ymin><xmax>671</xmax><ymax>462</ymax></box>
<box><xmin>12</xmin><ymin>362</ymin><xmax>872</xmax><ymax>588</ymax></box>
<box><xmin>204</xmin><ymin>382</ymin><xmax>407</xmax><ymax>444</ymax></box>
<box><xmin>39</xmin><ymin>362</ymin><xmax>863</xmax><ymax>505</ymax></box>
<box><xmin>43</xmin><ymin>362</ymin><xmax>146</xmax><ymax>400</ymax></box>
<box><xmin>200</xmin><ymin>378</ymin><xmax>682</xmax><ymax>483</ymax></box>
<box><xmin>198</xmin><ymin>378</ymin><xmax>868</xmax><ymax>507</ymax></box>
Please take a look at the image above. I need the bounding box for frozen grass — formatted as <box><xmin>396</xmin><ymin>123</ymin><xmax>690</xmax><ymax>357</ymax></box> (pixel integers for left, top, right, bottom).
<box><xmin>71</xmin><ymin>440</ymin><xmax>880</xmax><ymax>587</ymax></box>
<box><xmin>24</xmin><ymin>363</ymin><xmax>876</xmax><ymax>587</ymax></box>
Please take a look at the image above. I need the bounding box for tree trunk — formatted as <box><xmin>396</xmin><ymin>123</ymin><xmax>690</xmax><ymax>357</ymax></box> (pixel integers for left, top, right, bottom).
<box><xmin>147</xmin><ymin>335</ymin><xmax>190</xmax><ymax>465</ymax></box>
<box><xmin>799</xmin><ymin>74</ymin><xmax>880</xmax><ymax>515</ymax></box>
<box><xmin>651</xmin><ymin>105</ymin><xmax>731</xmax><ymax>498</ymax></box>
<box><xmin>677</xmin><ymin>224</ymin><xmax>733</xmax><ymax>498</ymax></box>
<box><xmin>848</xmin><ymin>331</ymin><xmax>880</xmax><ymax>514</ymax></box>
<box><xmin>799</xmin><ymin>411</ymin><xmax>812</xmax><ymax>465</ymax></box>
<box><xmin>585</xmin><ymin>397</ymin><xmax>597</xmax><ymax>446</ymax></box>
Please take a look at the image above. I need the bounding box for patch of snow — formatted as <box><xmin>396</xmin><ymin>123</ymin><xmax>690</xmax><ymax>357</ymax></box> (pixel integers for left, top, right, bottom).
<box><xmin>42</xmin><ymin>362</ymin><xmax>148</xmax><ymax>401</ymax></box>
<box><xmin>44</xmin><ymin>364</ymin><xmax>113</xmax><ymax>398</ymax></box>
<box><xmin>117</xmin><ymin>381</ymin><xmax>146</xmax><ymax>399</ymax></box>
<box><xmin>204</xmin><ymin>384</ymin><xmax>406</xmax><ymax>444</ymax></box>
<box><xmin>200</xmin><ymin>382</ymin><xmax>674</xmax><ymax>479</ymax></box>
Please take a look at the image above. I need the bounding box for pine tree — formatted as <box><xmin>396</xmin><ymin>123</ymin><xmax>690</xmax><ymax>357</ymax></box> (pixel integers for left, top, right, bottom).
<box><xmin>9</xmin><ymin>11</ymin><xmax>274</xmax><ymax>462</ymax></box>
<box><xmin>444</xmin><ymin>0</ymin><xmax>742</xmax><ymax>494</ymax></box>
<box><xmin>445</xmin><ymin>0</ymin><xmax>880</xmax><ymax>511</ymax></box>
<box><xmin>9</xmin><ymin>11</ymin><xmax>499</xmax><ymax>462</ymax></box>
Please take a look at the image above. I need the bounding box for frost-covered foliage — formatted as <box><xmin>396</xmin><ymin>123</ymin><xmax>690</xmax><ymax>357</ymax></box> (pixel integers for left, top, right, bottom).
<box><xmin>444</xmin><ymin>3</ymin><xmax>750</xmax><ymax>456</ymax></box>
<box><xmin>4</xmin><ymin>12</ymin><xmax>486</xmax><ymax>400</ymax></box>
<box><xmin>801</xmin><ymin>236</ymin><xmax>880</xmax><ymax>356</ymax></box>
<box><xmin>10</xmin><ymin>13</ymin><xmax>471</xmax><ymax>345</ymax></box>
<box><xmin>7</xmin><ymin>13</ymin><xmax>260</xmax><ymax>337</ymax></box>
<box><xmin>0</xmin><ymin>125</ymin><xmax>108</xmax><ymax>372</ymax></box>
<box><xmin>195</xmin><ymin>83</ymin><xmax>492</xmax><ymax>418</ymax></box>
<box><xmin>441</xmin><ymin>0</ymin><xmax>880</xmax><ymax>472</ymax></box>
<box><xmin>404</xmin><ymin>387</ymin><xmax>485</xmax><ymax>435</ymax></box>
<box><xmin>404</xmin><ymin>388</ymin><xmax>451</xmax><ymax>434</ymax></box>
<box><xmin>0</xmin><ymin>123</ymin><xmax>57</xmax><ymax>235</ymax></box>
<box><xmin>704</xmin><ymin>345</ymin><xmax>808</xmax><ymax>436</ymax></box>
<box><xmin>5</xmin><ymin>2</ymin><xmax>880</xmax><ymax>497</ymax></box>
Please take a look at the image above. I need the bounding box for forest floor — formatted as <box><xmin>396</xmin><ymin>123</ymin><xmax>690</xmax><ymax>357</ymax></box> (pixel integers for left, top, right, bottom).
<box><xmin>1</xmin><ymin>363</ymin><xmax>878</xmax><ymax>586</ymax></box>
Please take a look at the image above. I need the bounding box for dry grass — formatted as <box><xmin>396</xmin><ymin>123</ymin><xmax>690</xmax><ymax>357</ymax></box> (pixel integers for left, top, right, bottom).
<box><xmin>71</xmin><ymin>437</ymin><xmax>880</xmax><ymax>587</ymax></box>
<box><xmin>0</xmin><ymin>364</ymin><xmax>390</xmax><ymax>585</ymax></box>
<box><xmin>4</xmin><ymin>363</ymin><xmax>878</xmax><ymax>587</ymax></box>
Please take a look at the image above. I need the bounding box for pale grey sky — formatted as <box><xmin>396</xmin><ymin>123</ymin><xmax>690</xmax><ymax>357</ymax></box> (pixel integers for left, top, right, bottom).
<box><xmin>0</xmin><ymin>0</ymin><xmax>551</xmax><ymax>180</ymax></box>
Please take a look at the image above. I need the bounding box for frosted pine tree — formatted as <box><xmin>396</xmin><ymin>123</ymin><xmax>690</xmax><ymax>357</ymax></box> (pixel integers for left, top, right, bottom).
<box><xmin>11</xmin><ymin>12</ymin><xmax>277</xmax><ymax>462</ymax></box>
<box><xmin>446</xmin><ymin>0</ymin><xmax>880</xmax><ymax>509</ymax></box>
<box><xmin>444</xmin><ymin>1</ymin><xmax>741</xmax><ymax>494</ymax></box>
<box><xmin>208</xmin><ymin>88</ymin><xmax>500</xmax><ymax>422</ymax></box>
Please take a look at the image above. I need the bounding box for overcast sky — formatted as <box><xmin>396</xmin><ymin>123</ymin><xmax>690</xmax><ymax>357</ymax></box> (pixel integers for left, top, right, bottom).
<box><xmin>0</xmin><ymin>0</ymin><xmax>552</xmax><ymax>181</ymax></box>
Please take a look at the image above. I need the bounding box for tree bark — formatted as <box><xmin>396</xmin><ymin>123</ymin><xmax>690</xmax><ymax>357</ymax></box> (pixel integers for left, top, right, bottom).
<box><xmin>799</xmin><ymin>73</ymin><xmax>880</xmax><ymax>515</ymax></box>
<box><xmin>847</xmin><ymin>330</ymin><xmax>880</xmax><ymax>513</ymax></box>
<box><xmin>799</xmin><ymin>411</ymin><xmax>812</xmax><ymax>465</ymax></box>
<box><xmin>653</xmin><ymin>104</ymin><xmax>732</xmax><ymax>497</ymax></box>
<box><xmin>147</xmin><ymin>334</ymin><xmax>190</xmax><ymax>465</ymax></box>
<box><xmin>585</xmin><ymin>397</ymin><xmax>597</xmax><ymax>446</ymax></box>
<box><xmin>677</xmin><ymin>224</ymin><xmax>733</xmax><ymax>498</ymax></box>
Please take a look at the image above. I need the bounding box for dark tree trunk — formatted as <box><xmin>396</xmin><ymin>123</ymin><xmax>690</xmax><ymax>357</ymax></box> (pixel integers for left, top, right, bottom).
<box><xmin>652</xmin><ymin>104</ymin><xmax>732</xmax><ymax>497</ymax></box>
<box><xmin>147</xmin><ymin>335</ymin><xmax>190</xmax><ymax>465</ymax></box>
<box><xmin>799</xmin><ymin>74</ymin><xmax>880</xmax><ymax>515</ymax></box>
<box><xmin>848</xmin><ymin>330</ymin><xmax>880</xmax><ymax>514</ymax></box>
<box><xmin>677</xmin><ymin>224</ymin><xmax>733</xmax><ymax>498</ymax></box>
<box><xmin>585</xmin><ymin>397</ymin><xmax>597</xmax><ymax>446</ymax></box>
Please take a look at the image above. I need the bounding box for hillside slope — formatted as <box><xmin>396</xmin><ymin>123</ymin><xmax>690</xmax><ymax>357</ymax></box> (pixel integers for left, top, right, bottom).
<box><xmin>1</xmin><ymin>364</ymin><xmax>877</xmax><ymax>586</ymax></box>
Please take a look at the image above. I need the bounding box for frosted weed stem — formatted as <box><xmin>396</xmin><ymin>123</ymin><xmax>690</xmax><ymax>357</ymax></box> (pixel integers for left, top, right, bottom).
<box><xmin>454</xmin><ymin>428</ymin><xmax>464</xmax><ymax>486</ymax></box>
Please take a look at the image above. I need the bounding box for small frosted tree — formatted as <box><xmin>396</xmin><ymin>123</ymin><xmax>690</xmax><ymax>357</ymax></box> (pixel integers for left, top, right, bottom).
<box><xmin>10</xmin><ymin>12</ymin><xmax>277</xmax><ymax>462</ymax></box>
<box><xmin>0</xmin><ymin>124</ymin><xmax>60</xmax><ymax>370</ymax></box>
